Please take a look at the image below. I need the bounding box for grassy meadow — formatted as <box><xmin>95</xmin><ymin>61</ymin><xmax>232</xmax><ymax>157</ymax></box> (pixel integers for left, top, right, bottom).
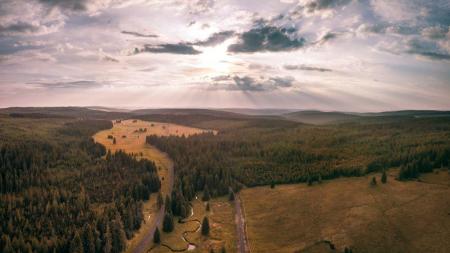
<box><xmin>240</xmin><ymin>169</ymin><xmax>450</xmax><ymax>253</ymax></box>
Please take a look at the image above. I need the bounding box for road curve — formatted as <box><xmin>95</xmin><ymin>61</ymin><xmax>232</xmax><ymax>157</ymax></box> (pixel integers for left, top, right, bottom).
<box><xmin>235</xmin><ymin>193</ymin><xmax>250</xmax><ymax>253</ymax></box>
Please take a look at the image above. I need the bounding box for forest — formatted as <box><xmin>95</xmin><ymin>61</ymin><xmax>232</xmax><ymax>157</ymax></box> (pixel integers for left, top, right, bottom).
<box><xmin>147</xmin><ymin>116</ymin><xmax>450</xmax><ymax>199</ymax></box>
<box><xmin>0</xmin><ymin>116</ymin><xmax>161</xmax><ymax>253</ymax></box>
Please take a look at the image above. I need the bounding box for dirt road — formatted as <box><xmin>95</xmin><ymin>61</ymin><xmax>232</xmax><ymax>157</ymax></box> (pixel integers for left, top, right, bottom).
<box><xmin>235</xmin><ymin>193</ymin><xmax>250</xmax><ymax>253</ymax></box>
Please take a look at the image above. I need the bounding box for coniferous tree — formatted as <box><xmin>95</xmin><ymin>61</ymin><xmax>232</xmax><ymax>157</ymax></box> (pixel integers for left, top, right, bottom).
<box><xmin>381</xmin><ymin>170</ymin><xmax>387</xmax><ymax>184</ymax></box>
<box><xmin>371</xmin><ymin>176</ymin><xmax>377</xmax><ymax>186</ymax></box>
<box><xmin>162</xmin><ymin>213</ymin><xmax>174</xmax><ymax>232</ymax></box>
<box><xmin>202</xmin><ymin>186</ymin><xmax>211</xmax><ymax>201</ymax></box>
<box><xmin>82</xmin><ymin>224</ymin><xmax>95</xmax><ymax>253</ymax></box>
<box><xmin>157</xmin><ymin>192</ymin><xmax>164</xmax><ymax>210</ymax></box>
<box><xmin>201</xmin><ymin>216</ymin><xmax>210</xmax><ymax>236</ymax></box>
<box><xmin>206</xmin><ymin>202</ymin><xmax>210</xmax><ymax>212</ymax></box>
<box><xmin>103</xmin><ymin>224</ymin><xmax>112</xmax><ymax>253</ymax></box>
<box><xmin>70</xmin><ymin>232</ymin><xmax>83</xmax><ymax>253</ymax></box>
<box><xmin>153</xmin><ymin>228</ymin><xmax>161</xmax><ymax>244</ymax></box>
<box><xmin>229</xmin><ymin>190</ymin><xmax>235</xmax><ymax>201</ymax></box>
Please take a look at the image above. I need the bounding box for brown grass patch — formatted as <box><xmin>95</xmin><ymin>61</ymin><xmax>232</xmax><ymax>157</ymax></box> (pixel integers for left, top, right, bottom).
<box><xmin>241</xmin><ymin>169</ymin><xmax>450</xmax><ymax>253</ymax></box>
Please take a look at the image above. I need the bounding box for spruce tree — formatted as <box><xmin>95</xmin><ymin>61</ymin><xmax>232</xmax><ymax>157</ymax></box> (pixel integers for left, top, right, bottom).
<box><xmin>153</xmin><ymin>228</ymin><xmax>161</xmax><ymax>244</ymax></box>
<box><xmin>70</xmin><ymin>232</ymin><xmax>83</xmax><ymax>253</ymax></box>
<box><xmin>162</xmin><ymin>213</ymin><xmax>174</xmax><ymax>233</ymax></box>
<box><xmin>371</xmin><ymin>176</ymin><xmax>377</xmax><ymax>186</ymax></box>
<box><xmin>229</xmin><ymin>191</ymin><xmax>235</xmax><ymax>201</ymax></box>
<box><xmin>202</xmin><ymin>186</ymin><xmax>210</xmax><ymax>201</ymax></box>
<box><xmin>201</xmin><ymin>216</ymin><xmax>210</xmax><ymax>236</ymax></box>
<box><xmin>157</xmin><ymin>192</ymin><xmax>164</xmax><ymax>210</ymax></box>
<box><xmin>381</xmin><ymin>170</ymin><xmax>387</xmax><ymax>184</ymax></box>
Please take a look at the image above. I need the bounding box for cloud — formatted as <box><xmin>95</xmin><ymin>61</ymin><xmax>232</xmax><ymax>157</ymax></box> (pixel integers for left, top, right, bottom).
<box><xmin>29</xmin><ymin>80</ymin><xmax>102</xmax><ymax>89</ymax></box>
<box><xmin>406</xmin><ymin>39</ymin><xmax>450</xmax><ymax>61</ymax></box>
<box><xmin>0</xmin><ymin>22</ymin><xmax>40</xmax><ymax>36</ymax></box>
<box><xmin>284</xmin><ymin>64</ymin><xmax>332</xmax><ymax>72</ymax></box>
<box><xmin>190</xmin><ymin>31</ymin><xmax>234</xmax><ymax>46</ymax></box>
<box><xmin>301</xmin><ymin>0</ymin><xmax>352</xmax><ymax>13</ymax></box>
<box><xmin>133</xmin><ymin>43</ymin><xmax>201</xmax><ymax>55</ymax></box>
<box><xmin>121</xmin><ymin>30</ymin><xmax>158</xmax><ymax>38</ymax></box>
<box><xmin>210</xmin><ymin>75</ymin><xmax>296</xmax><ymax>91</ymax></box>
<box><xmin>421</xmin><ymin>25</ymin><xmax>448</xmax><ymax>40</ymax></box>
<box><xmin>228</xmin><ymin>25</ymin><xmax>305</xmax><ymax>53</ymax></box>
<box><xmin>37</xmin><ymin>0</ymin><xmax>89</xmax><ymax>12</ymax></box>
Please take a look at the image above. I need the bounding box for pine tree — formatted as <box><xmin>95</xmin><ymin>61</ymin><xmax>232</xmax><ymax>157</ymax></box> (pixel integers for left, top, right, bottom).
<box><xmin>228</xmin><ymin>191</ymin><xmax>235</xmax><ymax>201</ymax></box>
<box><xmin>371</xmin><ymin>176</ymin><xmax>377</xmax><ymax>186</ymax></box>
<box><xmin>202</xmin><ymin>186</ymin><xmax>210</xmax><ymax>201</ymax></box>
<box><xmin>111</xmin><ymin>216</ymin><xmax>127</xmax><ymax>253</ymax></box>
<box><xmin>201</xmin><ymin>216</ymin><xmax>210</xmax><ymax>236</ymax></box>
<box><xmin>157</xmin><ymin>192</ymin><xmax>164</xmax><ymax>210</ymax></box>
<box><xmin>206</xmin><ymin>202</ymin><xmax>210</xmax><ymax>212</ymax></box>
<box><xmin>162</xmin><ymin>213</ymin><xmax>174</xmax><ymax>232</ymax></box>
<box><xmin>82</xmin><ymin>224</ymin><xmax>95</xmax><ymax>253</ymax></box>
<box><xmin>70</xmin><ymin>232</ymin><xmax>83</xmax><ymax>253</ymax></box>
<box><xmin>381</xmin><ymin>170</ymin><xmax>387</xmax><ymax>184</ymax></box>
<box><xmin>270</xmin><ymin>181</ymin><xmax>275</xmax><ymax>189</ymax></box>
<box><xmin>318</xmin><ymin>174</ymin><xmax>322</xmax><ymax>184</ymax></box>
<box><xmin>153</xmin><ymin>228</ymin><xmax>161</xmax><ymax>244</ymax></box>
<box><xmin>103</xmin><ymin>224</ymin><xmax>112</xmax><ymax>253</ymax></box>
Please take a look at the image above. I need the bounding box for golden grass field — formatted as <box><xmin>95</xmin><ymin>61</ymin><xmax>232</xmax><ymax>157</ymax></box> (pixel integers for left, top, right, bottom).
<box><xmin>93</xmin><ymin>119</ymin><xmax>234</xmax><ymax>253</ymax></box>
<box><xmin>240</xmin><ymin>169</ymin><xmax>450</xmax><ymax>253</ymax></box>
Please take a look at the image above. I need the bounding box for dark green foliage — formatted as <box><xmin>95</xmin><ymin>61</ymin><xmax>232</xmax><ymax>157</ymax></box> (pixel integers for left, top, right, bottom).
<box><xmin>147</xmin><ymin>116</ymin><xmax>450</xmax><ymax>201</ymax></box>
<box><xmin>153</xmin><ymin>228</ymin><xmax>161</xmax><ymax>244</ymax></box>
<box><xmin>0</xmin><ymin>118</ymin><xmax>160</xmax><ymax>253</ymax></box>
<box><xmin>371</xmin><ymin>177</ymin><xmax>377</xmax><ymax>186</ymax></box>
<box><xmin>201</xmin><ymin>216</ymin><xmax>210</xmax><ymax>236</ymax></box>
<box><xmin>270</xmin><ymin>181</ymin><xmax>275</xmax><ymax>188</ymax></box>
<box><xmin>157</xmin><ymin>192</ymin><xmax>164</xmax><ymax>209</ymax></box>
<box><xmin>162</xmin><ymin>213</ymin><xmax>174</xmax><ymax>233</ymax></box>
<box><xmin>381</xmin><ymin>170</ymin><xmax>387</xmax><ymax>184</ymax></box>
<box><xmin>229</xmin><ymin>190</ymin><xmax>235</xmax><ymax>201</ymax></box>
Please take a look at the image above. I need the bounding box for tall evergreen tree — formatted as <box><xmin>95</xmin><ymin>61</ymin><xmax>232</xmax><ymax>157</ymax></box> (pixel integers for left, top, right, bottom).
<box><xmin>70</xmin><ymin>232</ymin><xmax>83</xmax><ymax>253</ymax></box>
<box><xmin>201</xmin><ymin>216</ymin><xmax>210</xmax><ymax>236</ymax></box>
<box><xmin>153</xmin><ymin>228</ymin><xmax>161</xmax><ymax>244</ymax></box>
<box><xmin>381</xmin><ymin>170</ymin><xmax>387</xmax><ymax>184</ymax></box>
<box><xmin>162</xmin><ymin>213</ymin><xmax>174</xmax><ymax>233</ymax></box>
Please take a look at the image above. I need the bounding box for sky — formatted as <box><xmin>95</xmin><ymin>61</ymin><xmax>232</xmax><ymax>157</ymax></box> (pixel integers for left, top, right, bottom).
<box><xmin>0</xmin><ymin>0</ymin><xmax>449</xmax><ymax>111</ymax></box>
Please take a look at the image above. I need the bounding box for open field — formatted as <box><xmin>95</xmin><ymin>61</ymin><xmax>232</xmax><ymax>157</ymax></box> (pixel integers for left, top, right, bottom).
<box><xmin>240</xmin><ymin>169</ymin><xmax>450</xmax><ymax>253</ymax></box>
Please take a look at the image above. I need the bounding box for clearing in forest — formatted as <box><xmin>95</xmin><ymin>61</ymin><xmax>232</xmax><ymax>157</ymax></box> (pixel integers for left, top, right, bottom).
<box><xmin>93</xmin><ymin>119</ymin><xmax>215</xmax><ymax>252</ymax></box>
<box><xmin>240</xmin><ymin>169</ymin><xmax>450</xmax><ymax>253</ymax></box>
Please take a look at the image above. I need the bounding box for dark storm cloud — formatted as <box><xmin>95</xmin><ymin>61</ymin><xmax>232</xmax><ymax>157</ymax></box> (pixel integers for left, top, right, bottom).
<box><xmin>284</xmin><ymin>65</ymin><xmax>332</xmax><ymax>72</ymax></box>
<box><xmin>37</xmin><ymin>0</ymin><xmax>88</xmax><ymax>11</ymax></box>
<box><xmin>121</xmin><ymin>30</ymin><xmax>158</xmax><ymax>38</ymax></box>
<box><xmin>30</xmin><ymin>80</ymin><xmax>102</xmax><ymax>89</ymax></box>
<box><xmin>190</xmin><ymin>31</ymin><xmax>234</xmax><ymax>46</ymax></box>
<box><xmin>134</xmin><ymin>43</ymin><xmax>201</xmax><ymax>55</ymax></box>
<box><xmin>0</xmin><ymin>22</ymin><xmax>40</xmax><ymax>36</ymax></box>
<box><xmin>228</xmin><ymin>25</ymin><xmax>305</xmax><ymax>53</ymax></box>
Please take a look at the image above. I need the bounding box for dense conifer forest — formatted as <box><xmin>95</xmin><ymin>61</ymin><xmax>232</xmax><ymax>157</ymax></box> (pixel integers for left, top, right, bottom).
<box><xmin>147</xmin><ymin>117</ymin><xmax>450</xmax><ymax>198</ymax></box>
<box><xmin>0</xmin><ymin>116</ymin><xmax>160</xmax><ymax>253</ymax></box>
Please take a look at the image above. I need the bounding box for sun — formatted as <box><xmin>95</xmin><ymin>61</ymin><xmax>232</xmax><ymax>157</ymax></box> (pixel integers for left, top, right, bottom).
<box><xmin>197</xmin><ymin>39</ymin><xmax>234</xmax><ymax>74</ymax></box>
